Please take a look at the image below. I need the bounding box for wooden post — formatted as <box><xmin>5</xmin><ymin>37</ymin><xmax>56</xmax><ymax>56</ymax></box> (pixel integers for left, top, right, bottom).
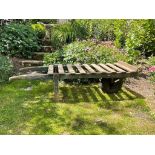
<box><xmin>53</xmin><ymin>74</ymin><xmax>59</xmax><ymax>97</ymax></box>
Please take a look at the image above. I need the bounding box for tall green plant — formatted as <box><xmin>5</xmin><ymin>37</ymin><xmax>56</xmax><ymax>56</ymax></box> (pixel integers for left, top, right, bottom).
<box><xmin>114</xmin><ymin>19</ymin><xmax>128</xmax><ymax>48</ymax></box>
<box><xmin>51</xmin><ymin>22</ymin><xmax>76</xmax><ymax>49</ymax></box>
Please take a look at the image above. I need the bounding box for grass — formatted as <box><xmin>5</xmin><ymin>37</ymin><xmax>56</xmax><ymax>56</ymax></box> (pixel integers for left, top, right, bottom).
<box><xmin>0</xmin><ymin>80</ymin><xmax>155</xmax><ymax>135</ymax></box>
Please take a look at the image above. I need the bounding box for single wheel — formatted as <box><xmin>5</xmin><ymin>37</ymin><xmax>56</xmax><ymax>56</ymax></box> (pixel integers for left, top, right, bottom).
<box><xmin>101</xmin><ymin>78</ymin><xmax>124</xmax><ymax>93</ymax></box>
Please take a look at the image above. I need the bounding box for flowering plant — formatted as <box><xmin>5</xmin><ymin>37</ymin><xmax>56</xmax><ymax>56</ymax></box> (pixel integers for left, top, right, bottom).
<box><xmin>148</xmin><ymin>66</ymin><xmax>155</xmax><ymax>82</ymax></box>
<box><xmin>148</xmin><ymin>66</ymin><xmax>155</xmax><ymax>72</ymax></box>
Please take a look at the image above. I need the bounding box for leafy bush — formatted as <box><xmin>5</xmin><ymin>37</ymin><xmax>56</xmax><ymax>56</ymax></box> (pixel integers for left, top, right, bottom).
<box><xmin>0</xmin><ymin>55</ymin><xmax>13</xmax><ymax>82</ymax></box>
<box><xmin>148</xmin><ymin>56</ymin><xmax>155</xmax><ymax>66</ymax></box>
<box><xmin>0</xmin><ymin>23</ymin><xmax>40</xmax><ymax>58</ymax></box>
<box><xmin>44</xmin><ymin>40</ymin><xmax>128</xmax><ymax>65</ymax></box>
<box><xmin>91</xmin><ymin>19</ymin><xmax>115</xmax><ymax>41</ymax></box>
<box><xmin>114</xmin><ymin>19</ymin><xmax>128</xmax><ymax>48</ymax></box>
<box><xmin>31</xmin><ymin>23</ymin><xmax>46</xmax><ymax>39</ymax></box>
<box><xmin>29</xmin><ymin>19</ymin><xmax>57</xmax><ymax>24</ymax></box>
<box><xmin>51</xmin><ymin>19</ymin><xmax>115</xmax><ymax>49</ymax></box>
<box><xmin>125</xmin><ymin>19</ymin><xmax>155</xmax><ymax>56</ymax></box>
<box><xmin>71</xmin><ymin>19</ymin><xmax>93</xmax><ymax>39</ymax></box>
<box><xmin>51</xmin><ymin>22</ymin><xmax>76</xmax><ymax>49</ymax></box>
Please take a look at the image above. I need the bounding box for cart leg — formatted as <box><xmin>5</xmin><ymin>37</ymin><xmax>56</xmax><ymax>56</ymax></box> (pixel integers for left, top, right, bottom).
<box><xmin>54</xmin><ymin>78</ymin><xmax>59</xmax><ymax>95</ymax></box>
<box><xmin>53</xmin><ymin>75</ymin><xmax>59</xmax><ymax>97</ymax></box>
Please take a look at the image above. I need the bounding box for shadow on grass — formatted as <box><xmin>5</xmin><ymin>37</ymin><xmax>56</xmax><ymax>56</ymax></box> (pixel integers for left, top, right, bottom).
<box><xmin>54</xmin><ymin>85</ymin><xmax>145</xmax><ymax>104</ymax></box>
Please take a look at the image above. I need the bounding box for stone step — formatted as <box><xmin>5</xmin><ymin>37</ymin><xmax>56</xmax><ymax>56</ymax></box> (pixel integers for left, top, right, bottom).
<box><xmin>41</xmin><ymin>46</ymin><xmax>53</xmax><ymax>52</ymax></box>
<box><xmin>21</xmin><ymin>60</ymin><xmax>43</xmax><ymax>67</ymax></box>
<box><xmin>32</xmin><ymin>52</ymin><xmax>51</xmax><ymax>60</ymax></box>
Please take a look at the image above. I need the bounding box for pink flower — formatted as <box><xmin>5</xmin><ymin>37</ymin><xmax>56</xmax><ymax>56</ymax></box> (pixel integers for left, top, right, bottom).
<box><xmin>149</xmin><ymin>66</ymin><xmax>155</xmax><ymax>72</ymax></box>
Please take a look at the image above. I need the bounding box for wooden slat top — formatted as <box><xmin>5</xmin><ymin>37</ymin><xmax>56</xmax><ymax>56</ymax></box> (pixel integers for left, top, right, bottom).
<box><xmin>74</xmin><ymin>64</ymin><xmax>86</xmax><ymax>74</ymax></box>
<box><xmin>99</xmin><ymin>64</ymin><xmax>116</xmax><ymax>73</ymax></box>
<box><xmin>48</xmin><ymin>62</ymin><xmax>138</xmax><ymax>77</ymax></box>
<box><xmin>58</xmin><ymin>64</ymin><xmax>65</xmax><ymax>74</ymax></box>
<box><xmin>48</xmin><ymin>65</ymin><xmax>54</xmax><ymax>75</ymax></box>
<box><xmin>82</xmin><ymin>64</ymin><xmax>96</xmax><ymax>73</ymax></box>
<box><xmin>66</xmin><ymin>64</ymin><xmax>76</xmax><ymax>74</ymax></box>
<box><xmin>115</xmin><ymin>61</ymin><xmax>137</xmax><ymax>72</ymax></box>
<box><xmin>91</xmin><ymin>64</ymin><xmax>108</xmax><ymax>73</ymax></box>
<box><xmin>106</xmin><ymin>63</ymin><xmax>126</xmax><ymax>73</ymax></box>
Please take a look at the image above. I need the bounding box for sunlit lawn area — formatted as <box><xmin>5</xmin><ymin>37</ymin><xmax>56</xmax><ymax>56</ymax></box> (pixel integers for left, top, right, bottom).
<box><xmin>0</xmin><ymin>80</ymin><xmax>155</xmax><ymax>135</ymax></box>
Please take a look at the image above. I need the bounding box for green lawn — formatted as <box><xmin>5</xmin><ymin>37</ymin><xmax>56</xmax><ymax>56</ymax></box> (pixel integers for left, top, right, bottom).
<box><xmin>0</xmin><ymin>80</ymin><xmax>155</xmax><ymax>135</ymax></box>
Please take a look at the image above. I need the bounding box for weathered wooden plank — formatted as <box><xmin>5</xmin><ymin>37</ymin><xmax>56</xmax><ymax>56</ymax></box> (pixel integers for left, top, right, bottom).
<box><xmin>48</xmin><ymin>65</ymin><xmax>54</xmax><ymax>75</ymax></box>
<box><xmin>99</xmin><ymin>64</ymin><xmax>116</xmax><ymax>73</ymax></box>
<box><xmin>20</xmin><ymin>66</ymin><xmax>48</xmax><ymax>72</ymax></box>
<box><xmin>66</xmin><ymin>64</ymin><xmax>76</xmax><ymax>74</ymax></box>
<box><xmin>58</xmin><ymin>64</ymin><xmax>65</xmax><ymax>74</ymax></box>
<box><xmin>91</xmin><ymin>64</ymin><xmax>108</xmax><ymax>73</ymax></box>
<box><xmin>106</xmin><ymin>63</ymin><xmax>126</xmax><ymax>73</ymax></box>
<box><xmin>82</xmin><ymin>64</ymin><xmax>96</xmax><ymax>73</ymax></box>
<box><xmin>115</xmin><ymin>62</ymin><xmax>135</xmax><ymax>72</ymax></box>
<box><xmin>9</xmin><ymin>74</ymin><xmax>51</xmax><ymax>81</ymax></box>
<box><xmin>117</xmin><ymin>61</ymin><xmax>138</xmax><ymax>71</ymax></box>
<box><xmin>74</xmin><ymin>64</ymin><xmax>86</xmax><ymax>74</ymax></box>
<box><xmin>59</xmin><ymin>72</ymin><xmax>137</xmax><ymax>80</ymax></box>
<box><xmin>53</xmin><ymin>74</ymin><xmax>59</xmax><ymax>95</ymax></box>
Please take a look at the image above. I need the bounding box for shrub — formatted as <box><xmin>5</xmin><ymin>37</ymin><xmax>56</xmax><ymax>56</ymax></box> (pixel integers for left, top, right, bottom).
<box><xmin>0</xmin><ymin>55</ymin><xmax>13</xmax><ymax>82</ymax></box>
<box><xmin>125</xmin><ymin>20</ymin><xmax>155</xmax><ymax>56</ymax></box>
<box><xmin>31</xmin><ymin>23</ymin><xmax>46</xmax><ymax>39</ymax></box>
<box><xmin>29</xmin><ymin>19</ymin><xmax>57</xmax><ymax>24</ymax></box>
<box><xmin>91</xmin><ymin>19</ymin><xmax>115</xmax><ymax>41</ymax></box>
<box><xmin>50</xmin><ymin>19</ymin><xmax>116</xmax><ymax>49</ymax></box>
<box><xmin>44</xmin><ymin>40</ymin><xmax>128</xmax><ymax>65</ymax></box>
<box><xmin>71</xmin><ymin>19</ymin><xmax>93</xmax><ymax>39</ymax></box>
<box><xmin>0</xmin><ymin>23</ymin><xmax>40</xmax><ymax>58</ymax></box>
<box><xmin>51</xmin><ymin>22</ymin><xmax>76</xmax><ymax>49</ymax></box>
<box><xmin>114</xmin><ymin>19</ymin><xmax>128</xmax><ymax>48</ymax></box>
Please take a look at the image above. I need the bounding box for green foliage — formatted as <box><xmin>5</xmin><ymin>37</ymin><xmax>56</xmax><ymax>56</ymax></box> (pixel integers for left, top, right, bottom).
<box><xmin>0</xmin><ymin>55</ymin><xmax>13</xmax><ymax>82</ymax></box>
<box><xmin>0</xmin><ymin>23</ymin><xmax>40</xmax><ymax>58</ymax></box>
<box><xmin>44</xmin><ymin>49</ymin><xmax>64</xmax><ymax>64</ymax></box>
<box><xmin>71</xmin><ymin>19</ymin><xmax>93</xmax><ymax>39</ymax></box>
<box><xmin>51</xmin><ymin>20</ymin><xmax>115</xmax><ymax>49</ymax></box>
<box><xmin>125</xmin><ymin>20</ymin><xmax>155</xmax><ymax>55</ymax></box>
<box><xmin>51</xmin><ymin>22</ymin><xmax>76</xmax><ymax>49</ymax></box>
<box><xmin>127</xmin><ymin>49</ymin><xmax>141</xmax><ymax>64</ymax></box>
<box><xmin>44</xmin><ymin>40</ymin><xmax>128</xmax><ymax>65</ymax></box>
<box><xmin>29</xmin><ymin>19</ymin><xmax>57</xmax><ymax>24</ymax></box>
<box><xmin>114</xmin><ymin>19</ymin><xmax>128</xmax><ymax>48</ymax></box>
<box><xmin>148</xmin><ymin>56</ymin><xmax>155</xmax><ymax>66</ymax></box>
<box><xmin>31</xmin><ymin>23</ymin><xmax>46</xmax><ymax>39</ymax></box>
<box><xmin>91</xmin><ymin>19</ymin><xmax>115</xmax><ymax>41</ymax></box>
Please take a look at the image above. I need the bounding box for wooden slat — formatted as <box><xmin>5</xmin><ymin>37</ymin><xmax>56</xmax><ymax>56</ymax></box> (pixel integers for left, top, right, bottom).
<box><xmin>106</xmin><ymin>63</ymin><xmax>126</xmax><ymax>73</ymax></box>
<box><xmin>91</xmin><ymin>64</ymin><xmax>108</xmax><ymax>73</ymax></box>
<box><xmin>48</xmin><ymin>65</ymin><xmax>54</xmax><ymax>74</ymax></box>
<box><xmin>115</xmin><ymin>62</ymin><xmax>135</xmax><ymax>72</ymax></box>
<box><xmin>74</xmin><ymin>64</ymin><xmax>86</xmax><ymax>74</ymax></box>
<box><xmin>82</xmin><ymin>64</ymin><xmax>96</xmax><ymax>73</ymax></box>
<box><xmin>99</xmin><ymin>64</ymin><xmax>116</xmax><ymax>73</ymax></box>
<box><xmin>66</xmin><ymin>64</ymin><xmax>76</xmax><ymax>74</ymax></box>
<box><xmin>117</xmin><ymin>61</ymin><xmax>137</xmax><ymax>71</ymax></box>
<box><xmin>58</xmin><ymin>64</ymin><xmax>65</xmax><ymax>74</ymax></box>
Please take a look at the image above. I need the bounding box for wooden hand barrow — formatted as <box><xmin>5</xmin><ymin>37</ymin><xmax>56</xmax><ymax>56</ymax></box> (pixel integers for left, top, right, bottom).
<box><xmin>9</xmin><ymin>61</ymin><xmax>138</xmax><ymax>94</ymax></box>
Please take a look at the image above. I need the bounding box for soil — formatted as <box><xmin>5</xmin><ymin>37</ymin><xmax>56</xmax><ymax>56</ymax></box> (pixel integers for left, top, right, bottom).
<box><xmin>125</xmin><ymin>76</ymin><xmax>155</xmax><ymax>111</ymax></box>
